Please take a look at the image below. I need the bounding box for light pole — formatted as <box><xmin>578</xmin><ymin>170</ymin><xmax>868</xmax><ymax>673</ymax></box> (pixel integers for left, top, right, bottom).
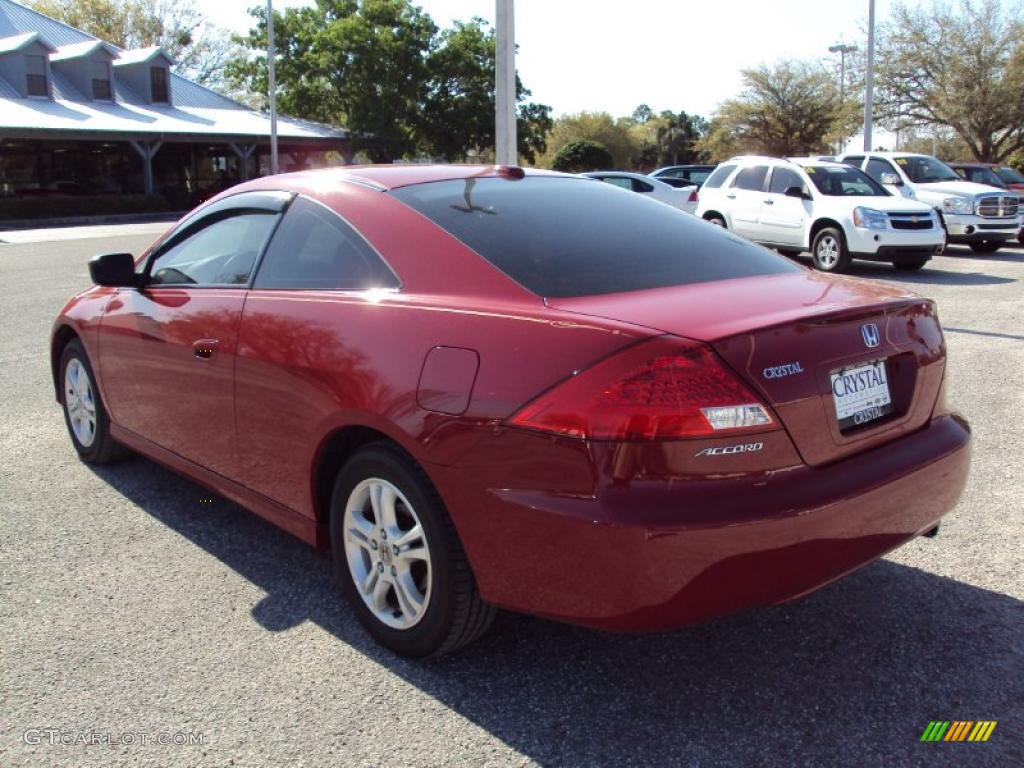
<box><xmin>828</xmin><ymin>43</ymin><xmax>857</xmax><ymax>155</ymax></box>
<box><xmin>267</xmin><ymin>0</ymin><xmax>279</xmax><ymax>175</ymax></box>
<box><xmin>495</xmin><ymin>0</ymin><xmax>517</xmax><ymax>165</ymax></box>
<box><xmin>863</xmin><ymin>0</ymin><xmax>876</xmax><ymax>151</ymax></box>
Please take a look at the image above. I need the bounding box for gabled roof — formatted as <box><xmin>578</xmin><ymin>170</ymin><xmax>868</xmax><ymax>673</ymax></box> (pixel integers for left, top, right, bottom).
<box><xmin>50</xmin><ymin>39</ymin><xmax>118</xmax><ymax>62</ymax></box>
<box><xmin>112</xmin><ymin>45</ymin><xmax>174</xmax><ymax>67</ymax></box>
<box><xmin>0</xmin><ymin>0</ymin><xmax>347</xmax><ymax>141</ymax></box>
<box><xmin>0</xmin><ymin>30</ymin><xmax>53</xmax><ymax>53</ymax></box>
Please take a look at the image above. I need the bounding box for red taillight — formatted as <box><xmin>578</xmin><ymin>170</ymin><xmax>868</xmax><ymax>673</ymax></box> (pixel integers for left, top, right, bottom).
<box><xmin>507</xmin><ymin>338</ymin><xmax>776</xmax><ymax>440</ymax></box>
<box><xmin>688</xmin><ymin>188</ymin><xmax>698</xmax><ymax>203</ymax></box>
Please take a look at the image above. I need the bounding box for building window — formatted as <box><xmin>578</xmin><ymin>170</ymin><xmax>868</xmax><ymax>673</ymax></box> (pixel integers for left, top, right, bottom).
<box><xmin>150</xmin><ymin>66</ymin><xmax>168</xmax><ymax>103</ymax></box>
<box><xmin>91</xmin><ymin>59</ymin><xmax>111</xmax><ymax>100</ymax></box>
<box><xmin>26</xmin><ymin>54</ymin><xmax>48</xmax><ymax>97</ymax></box>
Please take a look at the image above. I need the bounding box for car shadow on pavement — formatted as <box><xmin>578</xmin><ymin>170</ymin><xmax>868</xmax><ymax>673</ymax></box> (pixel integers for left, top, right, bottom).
<box><xmin>88</xmin><ymin>458</ymin><xmax>1023</xmax><ymax>768</ymax></box>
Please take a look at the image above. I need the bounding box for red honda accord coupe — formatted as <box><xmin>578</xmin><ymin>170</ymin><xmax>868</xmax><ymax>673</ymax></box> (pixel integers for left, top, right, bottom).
<box><xmin>51</xmin><ymin>165</ymin><xmax>971</xmax><ymax>656</ymax></box>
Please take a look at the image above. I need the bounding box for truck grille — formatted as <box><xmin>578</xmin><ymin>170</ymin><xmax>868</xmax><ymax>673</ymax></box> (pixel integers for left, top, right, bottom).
<box><xmin>976</xmin><ymin>195</ymin><xmax>1019</xmax><ymax>218</ymax></box>
<box><xmin>888</xmin><ymin>212</ymin><xmax>934</xmax><ymax>230</ymax></box>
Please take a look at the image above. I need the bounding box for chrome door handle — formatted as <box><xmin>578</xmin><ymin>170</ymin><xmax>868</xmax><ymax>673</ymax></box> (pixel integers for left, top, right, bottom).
<box><xmin>726</xmin><ymin>194</ymin><xmax>736</xmax><ymax>199</ymax></box>
<box><xmin>763</xmin><ymin>199</ymin><xmax>774</xmax><ymax>205</ymax></box>
<box><xmin>193</xmin><ymin>339</ymin><xmax>219</xmax><ymax>360</ymax></box>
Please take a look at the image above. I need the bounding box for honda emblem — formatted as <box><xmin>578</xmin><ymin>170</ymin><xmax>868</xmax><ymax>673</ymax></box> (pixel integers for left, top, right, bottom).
<box><xmin>861</xmin><ymin>323</ymin><xmax>880</xmax><ymax>348</ymax></box>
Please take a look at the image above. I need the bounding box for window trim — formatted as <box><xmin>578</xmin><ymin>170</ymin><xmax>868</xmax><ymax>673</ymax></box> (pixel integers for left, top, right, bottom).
<box><xmin>142</xmin><ymin>190</ymin><xmax>295</xmax><ymax>289</ymax></box>
<box><xmin>248</xmin><ymin>193</ymin><xmax>403</xmax><ymax>293</ymax></box>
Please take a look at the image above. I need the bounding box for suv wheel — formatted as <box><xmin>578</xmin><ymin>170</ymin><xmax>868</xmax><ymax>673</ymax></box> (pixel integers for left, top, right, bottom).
<box><xmin>330</xmin><ymin>443</ymin><xmax>495</xmax><ymax>657</ymax></box>
<box><xmin>705</xmin><ymin>214</ymin><xmax>726</xmax><ymax>228</ymax></box>
<box><xmin>811</xmin><ymin>227</ymin><xmax>851</xmax><ymax>272</ymax></box>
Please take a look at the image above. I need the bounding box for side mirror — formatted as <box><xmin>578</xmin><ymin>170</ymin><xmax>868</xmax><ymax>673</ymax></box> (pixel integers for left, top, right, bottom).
<box><xmin>880</xmin><ymin>173</ymin><xmax>904</xmax><ymax>186</ymax></box>
<box><xmin>88</xmin><ymin>252</ymin><xmax>137</xmax><ymax>287</ymax></box>
<box><xmin>784</xmin><ymin>186</ymin><xmax>809</xmax><ymax>199</ymax></box>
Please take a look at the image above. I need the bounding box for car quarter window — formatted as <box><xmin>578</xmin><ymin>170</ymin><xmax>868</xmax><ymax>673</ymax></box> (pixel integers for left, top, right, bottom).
<box><xmin>148</xmin><ymin>213</ymin><xmax>279</xmax><ymax>286</ymax></box>
<box><xmin>631</xmin><ymin>179</ymin><xmax>655</xmax><ymax>193</ymax></box>
<box><xmin>702</xmin><ymin>164</ymin><xmax>736</xmax><ymax>189</ymax></box>
<box><xmin>600</xmin><ymin>176</ymin><xmax>633</xmax><ymax>190</ymax></box>
<box><xmin>865</xmin><ymin>157</ymin><xmax>898</xmax><ymax>183</ymax></box>
<box><xmin>768</xmin><ymin>167</ymin><xmax>805</xmax><ymax>195</ymax></box>
<box><xmin>252</xmin><ymin>196</ymin><xmax>400</xmax><ymax>291</ymax></box>
<box><xmin>730</xmin><ymin>165</ymin><xmax>769</xmax><ymax>191</ymax></box>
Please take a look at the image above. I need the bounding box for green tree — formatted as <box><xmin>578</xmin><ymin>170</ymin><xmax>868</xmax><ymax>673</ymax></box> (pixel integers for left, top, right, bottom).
<box><xmin>551</xmin><ymin>140</ymin><xmax>614</xmax><ymax>172</ymax></box>
<box><xmin>420</xmin><ymin>18</ymin><xmax>551</xmax><ymax>163</ymax></box>
<box><xmin>698</xmin><ymin>60</ymin><xmax>847</xmax><ymax>160</ymax></box>
<box><xmin>537</xmin><ymin>112</ymin><xmax>638</xmax><ymax>168</ymax></box>
<box><xmin>229</xmin><ymin>1</ymin><xmax>550</xmax><ymax>163</ymax></box>
<box><xmin>27</xmin><ymin>0</ymin><xmax>240</xmax><ymax>89</ymax></box>
<box><xmin>876</xmin><ymin>0</ymin><xmax>1024</xmax><ymax>162</ymax></box>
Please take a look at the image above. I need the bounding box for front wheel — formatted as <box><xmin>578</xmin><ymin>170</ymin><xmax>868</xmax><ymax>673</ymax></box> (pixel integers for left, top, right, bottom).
<box><xmin>59</xmin><ymin>339</ymin><xmax>128</xmax><ymax>464</ymax></box>
<box><xmin>811</xmin><ymin>227</ymin><xmax>851</xmax><ymax>272</ymax></box>
<box><xmin>969</xmin><ymin>241</ymin><xmax>1001</xmax><ymax>253</ymax></box>
<box><xmin>330</xmin><ymin>443</ymin><xmax>495</xmax><ymax>657</ymax></box>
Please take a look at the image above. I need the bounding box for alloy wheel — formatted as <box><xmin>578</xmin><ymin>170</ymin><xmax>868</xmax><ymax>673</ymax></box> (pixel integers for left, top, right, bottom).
<box><xmin>816</xmin><ymin>235</ymin><xmax>840</xmax><ymax>268</ymax></box>
<box><xmin>64</xmin><ymin>358</ymin><xmax>97</xmax><ymax>448</ymax></box>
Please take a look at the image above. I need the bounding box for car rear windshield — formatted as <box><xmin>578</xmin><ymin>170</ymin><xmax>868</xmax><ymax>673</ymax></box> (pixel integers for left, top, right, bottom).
<box><xmin>806</xmin><ymin>165</ymin><xmax>888</xmax><ymax>196</ymax></box>
<box><xmin>389</xmin><ymin>176</ymin><xmax>800</xmax><ymax>298</ymax></box>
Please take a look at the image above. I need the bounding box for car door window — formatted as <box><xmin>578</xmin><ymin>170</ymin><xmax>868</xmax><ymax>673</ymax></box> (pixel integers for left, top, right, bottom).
<box><xmin>148</xmin><ymin>213</ymin><xmax>279</xmax><ymax>286</ymax></box>
<box><xmin>631</xmin><ymin>179</ymin><xmax>655</xmax><ymax>193</ymax></box>
<box><xmin>253</xmin><ymin>196</ymin><xmax>400</xmax><ymax>290</ymax></box>
<box><xmin>865</xmin><ymin>158</ymin><xmax>899</xmax><ymax>184</ymax></box>
<box><xmin>731</xmin><ymin>166</ymin><xmax>769</xmax><ymax>191</ymax></box>
<box><xmin>768</xmin><ymin>167</ymin><xmax>806</xmax><ymax>195</ymax></box>
<box><xmin>702</xmin><ymin>164</ymin><xmax>736</xmax><ymax>189</ymax></box>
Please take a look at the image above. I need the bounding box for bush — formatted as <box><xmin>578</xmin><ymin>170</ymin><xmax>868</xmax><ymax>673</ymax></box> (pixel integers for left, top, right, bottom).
<box><xmin>551</xmin><ymin>140</ymin><xmax>615</xmax><ymax>172</ymax></box>
<box><xmin>0</xmin><ymin>194</ymin><xmax>172</xmax><ymax>221</ymax></box>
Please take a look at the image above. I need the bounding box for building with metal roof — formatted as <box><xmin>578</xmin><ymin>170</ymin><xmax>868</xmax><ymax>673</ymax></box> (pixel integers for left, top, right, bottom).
<box><xmin>0</xmin><ymin>0</ymin><xmax>351</xmax><ymax>214</ymax></box>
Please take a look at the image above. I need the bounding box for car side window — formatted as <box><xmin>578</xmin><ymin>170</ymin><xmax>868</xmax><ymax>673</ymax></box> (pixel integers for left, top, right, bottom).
<box><xmin>631</xmin><ymin>179</ymin><xmax>655</xmax><ymax>193</ymax></box>
<box><xmin>253</xmin><ymin>196</ymin><xmax>400</xmax><ymax>291</ymax></box>
<box><xmin>702</xmin><ymin>164</ymin><xmax>736</xmax><ymax>189</ymax></box>
<box><xmin>148</xmin><ymin>213</ymin><xmax>279</xmax><ymax>286</ymax></box>
<box><xmin>731</xmin><ymin>166</ymin><xmax>769</xmax><ymax>191</ymax></box>
<box><xmin>601</xmin><ymin>177</ymin><xmax>633</xmax><ymax>190</ymax></box>
<box><xmin>768</xmin><ymin>167</ymin><xmax>805</xmax><ymax>195</ymax></box>
<box><xmin>865</xmin><ymin>158</ymin><xmax>898</xmax><ymax>184</ymax></box>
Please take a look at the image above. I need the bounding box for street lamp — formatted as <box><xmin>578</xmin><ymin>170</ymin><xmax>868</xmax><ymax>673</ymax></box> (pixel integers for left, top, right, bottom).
<box><xmin>495</xmin><ymin>0</ymin><xmax>517</xmax><ymax>165</ymax></box>
<box><xmin>864</xmin><ymin>0</ymin><xmax>876</xmax><ymax>151</ymax></box>
<box><xmin>828</xmin><ymin>43</ymin><xmax>857</xmax><ymax>155</ymax></box>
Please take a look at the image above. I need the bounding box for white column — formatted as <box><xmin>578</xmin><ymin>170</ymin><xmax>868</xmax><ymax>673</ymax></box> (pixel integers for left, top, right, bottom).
<box><xmin>495</xmin><ymin>0</ymin><xmax>517</xmax><ymax>165</ymax></box>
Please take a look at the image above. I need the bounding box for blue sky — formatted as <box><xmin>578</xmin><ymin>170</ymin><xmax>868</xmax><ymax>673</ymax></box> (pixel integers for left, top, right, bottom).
<box><xmin>208</xmin><ymin>0</ymin><xmax>921</xmax><ymax>119</ymax></box>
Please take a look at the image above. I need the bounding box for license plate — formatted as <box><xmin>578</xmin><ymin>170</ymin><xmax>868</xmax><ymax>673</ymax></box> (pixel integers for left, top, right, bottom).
<box><xmin>830</xmin><ymin>359</ymin><xmax>893</xmax><ymax>430</ymax></box>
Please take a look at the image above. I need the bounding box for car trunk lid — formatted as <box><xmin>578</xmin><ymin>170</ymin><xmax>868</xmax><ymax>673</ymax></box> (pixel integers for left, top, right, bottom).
<box><xmin>549</xmin><ymin>272</ymin><xmax>946</xmax><ymax>466</ymax></box>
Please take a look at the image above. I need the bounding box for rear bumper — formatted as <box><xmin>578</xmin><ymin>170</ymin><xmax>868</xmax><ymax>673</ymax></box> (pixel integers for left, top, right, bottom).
<box><xmin>435</xmin><ymin>414</ymin><xmax>971</xmax><ymax>632</ymax></box>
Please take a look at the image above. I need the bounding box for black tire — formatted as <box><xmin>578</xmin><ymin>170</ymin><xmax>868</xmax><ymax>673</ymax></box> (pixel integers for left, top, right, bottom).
<box><xmin>811</xmin><ymin>227</ymin><xmax>851</xmax><ymax>272</ymax></box>
<box><xmin>705</xmin><ymin>214</ymin><xmax>726</xmax><ymax>228</ymax></box>
<box><xmin>59</xmin><ymin>339</ymin><xmax>128</xmax><ymax>464</ymax></box>
<box><xmin>330</xmin><ymin>442</ymin><xmax>495</xmax><ymax>657</ymax></box>
<box><xmin>969</xmin><ymin>241</ymin><xmax>1001</xmax><ymax>253</ymax></box>
<box><xmin>893</xmin><ymin>259</ymin><xmax>928</xmax><ymax>271</ymax></box>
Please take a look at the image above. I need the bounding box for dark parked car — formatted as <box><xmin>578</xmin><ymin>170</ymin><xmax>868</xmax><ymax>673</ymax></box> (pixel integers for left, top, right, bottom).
<box><xmin>649</xmin><ymin>164</ymin><xmax>717</xmax><ymax>188</ymax></box>
<box><xmin>52</xmin><ymin>165</ymin><xmax>971</xmax><ymax>657</ymax></box>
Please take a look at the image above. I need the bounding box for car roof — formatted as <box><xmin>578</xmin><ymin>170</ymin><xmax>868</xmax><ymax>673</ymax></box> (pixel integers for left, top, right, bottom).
<box><xmin>252</xmin><ymin>164</ymin><xmax>569</xmax><ymax>192</ymax></box>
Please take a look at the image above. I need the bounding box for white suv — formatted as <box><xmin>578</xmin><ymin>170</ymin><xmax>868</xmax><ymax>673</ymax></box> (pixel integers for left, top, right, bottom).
<box><xmin>838</xmin><ymin>152</ymin><xmax>1021</xmax><ymax>253</ymax></box>
<box><xmin>695</xmin><ymin>156</ymin><xmax>946</xmax><ymax>272</ymax></box>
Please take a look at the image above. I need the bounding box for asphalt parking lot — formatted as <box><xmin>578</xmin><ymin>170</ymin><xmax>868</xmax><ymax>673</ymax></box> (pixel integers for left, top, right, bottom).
<box><xmin>1</xmin><ymin>225</ymin><xmax>1022</xmax><ymax>767</ymax></box>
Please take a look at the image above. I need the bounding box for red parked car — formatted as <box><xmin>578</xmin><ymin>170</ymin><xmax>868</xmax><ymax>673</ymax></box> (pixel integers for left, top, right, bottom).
<box><xmin>52</xmin><ymin>165</ymin><xmax>971</xmax><ymax>656</ymax></box>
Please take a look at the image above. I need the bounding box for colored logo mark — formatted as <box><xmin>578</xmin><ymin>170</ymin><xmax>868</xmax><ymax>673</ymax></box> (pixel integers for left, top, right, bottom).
<box><xmin>920</xmin><ymin>721</ymin><xmax>997</xmax><ymax>742</ymax></box>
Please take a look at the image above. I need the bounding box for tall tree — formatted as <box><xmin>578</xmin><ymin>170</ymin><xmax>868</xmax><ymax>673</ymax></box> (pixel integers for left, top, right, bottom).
<box><xmin>27</xmin><ymin>0</ymin><xmax>240</xmax><ymax>90</ymax></box>
<box><xmin>698</xmin><ymin>60</ymin><xmax>847</xmax><ymax>160</ymax></box>
<box><xmin>876</xmin><ymin>0</ymin><xmax>1024</xmax><ymax>162</ymax></box>
<box><xmin>229</xmin><ymin>1</ymin><xmax>550</xmax><ymax>163</ymax></box>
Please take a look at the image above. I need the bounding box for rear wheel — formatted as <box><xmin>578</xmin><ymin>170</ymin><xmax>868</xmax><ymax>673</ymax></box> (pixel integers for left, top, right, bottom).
<box><xmin>969</xmin><ymin>241</ymin><xmax>1001</xmax><ymax>253</ymax></box>
<box><xmin>811</xmin><ymin>227</ymin><xmax>851</xmax><ymax>272</ymax></box>
<box><xmin>330</xmin><ymin>443</ymin><xmax>495</xmax><ymax>657</ymax></box>
<box><xmin>893</xmin><ymin>259</ymin><xmax>928</xmax><ymax>271</ymax></box>
<box><xmin>59</xmin><ymin>340</ymin><xmax>128</xmax><ymax>464</ymax></box>
<box><xmin>705</xmin><ymin>214</ymin><xmax>726</xmax><ymax>228</ymax></box>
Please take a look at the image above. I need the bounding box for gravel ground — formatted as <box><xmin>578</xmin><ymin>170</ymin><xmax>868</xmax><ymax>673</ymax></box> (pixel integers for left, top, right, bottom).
<box><xmin>1</xmin><ymin>228</ymin><xmax>1022</xmax><ymax>768</ymax></box>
